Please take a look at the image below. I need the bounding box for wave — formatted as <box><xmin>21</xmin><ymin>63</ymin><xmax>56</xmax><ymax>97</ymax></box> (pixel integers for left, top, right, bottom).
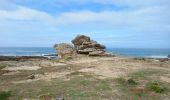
<box><xmin>145</xmin><ymin>55</ymin><xmax>168</xmax><ymax>58</ymax></box>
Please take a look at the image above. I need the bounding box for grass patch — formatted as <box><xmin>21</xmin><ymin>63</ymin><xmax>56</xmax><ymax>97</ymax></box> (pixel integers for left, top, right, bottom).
<box><xmin>127</xmin><ymin>78</ymin><xmax>138</xmax><ymax>85</ymax></box>
<box><xmin>96</xmin><ymin>80</ymin><xmax>112</xmax><ymax>91</ymax></box>
<box><xmin>0</xmin><ymin>91</ymin><xmax>12</xmax><ymax>100</ymax></box>
<box><xmin>0</xmin><ymin>64</ymin><xmax>7</xmax><ymax>70</ymax></box>
<box><xmin>129</xmin><ymin>69</ymin><xmax>168</xmax><ymax>80</ymax></box>
<box><xmin>6</xmin><ymin>74</ymin><xmax>114</xmax><ymax>99</ymax></box>
<box><xmin>145</xmin><ymin>81</ymin><xmax>166</xmax><ymax>93</ymax></box>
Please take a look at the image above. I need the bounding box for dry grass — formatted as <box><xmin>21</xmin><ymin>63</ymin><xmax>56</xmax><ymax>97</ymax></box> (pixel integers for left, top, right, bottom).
<box><xmin>0</xmin><ymin>57</ymin><xmax>170</xmax><ymax>100</ymax></box>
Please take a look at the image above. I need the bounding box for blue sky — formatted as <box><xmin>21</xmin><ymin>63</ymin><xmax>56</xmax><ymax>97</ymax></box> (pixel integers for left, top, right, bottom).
<box><xmin>0</xmin><ymin>0</ymin><xmax>170</xmax><ymax>48</ymax></box>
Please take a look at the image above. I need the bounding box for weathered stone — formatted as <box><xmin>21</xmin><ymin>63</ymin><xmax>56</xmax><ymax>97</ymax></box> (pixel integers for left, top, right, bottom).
<box><xmin>54</xmin><ymin>43</ymin><xmax>76</xmax><ymax>59</ymax></box>
<box><xmin>168</xmin><ymin>55</ymin><xmax>170</xmax><ymax>58</ymax></box>
<box><xmin>54</xmin><ymin>35</ymin><xmax>113</xmax><ymax>57</ymax></box>
<box><xmin>26</xmin><ymin>74</ymin><xmax>35</xmax><ymax>79</ymax></box>
<box><xmin>92</xmin><ymin>43</ymin><xmax>106</xmax><ymax>49</ymax></box>
<box><xmin>78</xmin><ymin>48</ymin><xmax>96</xmax><ymax>54</ymax></box>
<box><xmin>70</xmin><ymin>35</ymin><xmax>112</xmax><ymax>56</ymax></box>
<box><xmin>89</xmin><ymin>50</ymin><xmax>105</xmax><ymax>56</ymax></box>
<box><xmin>89</xmin><ymin>51</ymin><xmax>113</xmax><ymax>56</ymax></box>
<box><xmin>82</xmin><ymin>42</ymin><xmax>92</xmax><ymax>45</ymax></box>
<box><xmin>72</xmin><ymin>35</ymin><xmax>90</xmax><ymax>46</ymax></box>
<box><xmin>56</xmin><ymin>95</ymin><xmax>64</xmax><ymax>100</ymax></box>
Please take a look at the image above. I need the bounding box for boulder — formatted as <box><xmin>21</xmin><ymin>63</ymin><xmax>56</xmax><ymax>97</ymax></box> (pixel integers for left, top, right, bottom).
<box><xmin>72</xmin><ymin>35</ymin><xmax>91</xmax><ymax>47</ymax></box>
<box><xmin>54</xmin><ymin>43</ymin><xmax>76</xmax><ymax>59</ymax></box>
<box><xmin>71</xmin><ymin>35</ymin><xmax>110</xmax><ymax>56</ymax></box>
<box><xmin>168</xmin><ymin>55</ymin><xmax>170</xmax><ymax>58</ymax></box>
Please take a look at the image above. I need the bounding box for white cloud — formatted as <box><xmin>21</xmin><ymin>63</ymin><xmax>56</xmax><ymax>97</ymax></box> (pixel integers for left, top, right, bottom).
<box><xmin>0</xmin><ymin>6</ymin><xmax>53</xmax><ymax>21</ymax></box>
<box><xmin>0</xmin><ymin>4</ymin><xmax>169</xmax><ymax>34</ymax></box>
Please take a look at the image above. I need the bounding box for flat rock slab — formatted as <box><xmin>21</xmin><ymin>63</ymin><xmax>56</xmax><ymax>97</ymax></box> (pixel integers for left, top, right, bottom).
<box><xmin>3</xmin><ymin>66</ymin><xmax>41</xmax><ymax>71</ymax></box>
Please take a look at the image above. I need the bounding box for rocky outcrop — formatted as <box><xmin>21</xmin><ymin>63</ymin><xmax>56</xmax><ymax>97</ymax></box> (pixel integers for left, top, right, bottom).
<box><xmin>54</xmin><ymin>35</ymin><xmax>113</xmax><ymax>58</ymax></box>
<box><xmin>168</xmin><ymin>55</ymin><xmax>170</xmax><ymax>58</ymax></box>
<box><xmin>0</xmin><ymin>56</ymin><xmax>47</xmax><ymax>61</ymax></box>
<box><xmin>72</xmin><ymin>35</ymin><xmax>111</xmax><ymax>56</ymax></box>
<box><xmin>54</xmin><ymin>43</ymin><xmax>76</xmax><ymax>59</ymax></box>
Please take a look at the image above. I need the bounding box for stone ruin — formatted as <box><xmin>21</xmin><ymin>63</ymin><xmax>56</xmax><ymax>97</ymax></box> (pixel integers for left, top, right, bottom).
<box><xmin>54</xmin><ymin>35</ymin><xmax>112</xmax><ymax>58</ymax></box>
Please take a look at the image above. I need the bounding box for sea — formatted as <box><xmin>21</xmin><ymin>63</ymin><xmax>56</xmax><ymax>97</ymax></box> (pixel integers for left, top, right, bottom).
<box><xmin>0</xmin><ymin>47</ymin><xmax>170</xmax><ymax>58</ymax></box>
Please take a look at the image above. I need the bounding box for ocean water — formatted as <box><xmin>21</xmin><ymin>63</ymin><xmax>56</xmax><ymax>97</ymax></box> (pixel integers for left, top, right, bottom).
<box><xmin>0</xmin><ymin>47</ymin><xmax>170</xmax><ymax>58</ymax></box>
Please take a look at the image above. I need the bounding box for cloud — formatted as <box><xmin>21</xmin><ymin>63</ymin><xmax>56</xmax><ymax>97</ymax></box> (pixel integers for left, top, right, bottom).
<box><xmin>0</xmin><ymin>0</ymin><xmax>169</xmax><ymax>47</ymax></box>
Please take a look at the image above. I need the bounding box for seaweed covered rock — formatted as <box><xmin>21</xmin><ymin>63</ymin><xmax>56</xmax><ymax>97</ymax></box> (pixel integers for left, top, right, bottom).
<box><xmin>54</xmin><ymin>43</ymin><xmax>76</xmax><ymax>59</ymax></box>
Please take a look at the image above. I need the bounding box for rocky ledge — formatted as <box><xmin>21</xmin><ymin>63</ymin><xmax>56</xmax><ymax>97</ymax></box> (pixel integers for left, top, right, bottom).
<box><xmin>54</xmin><ymin>35</ymin><xmax>113</xmax><ymax>59</ymax></box>
<box><xmin>0</xmin><ymin>56</ymin><xmax>47</xmax><ymax>61</ymax></box>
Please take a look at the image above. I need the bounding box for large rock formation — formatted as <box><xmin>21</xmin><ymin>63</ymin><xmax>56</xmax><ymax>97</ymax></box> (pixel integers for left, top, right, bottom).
<box><xmin>54</xmin><ymin>43</ymin><xmax>76</xmax><ymax>59</ymax></box>
<box><xmin>54</xmin><ymin>35</ymin><xmax>112</xmax><ymax>58</ymax></box>
<box><xmin>72</xmin><ymin>35</ymin><xmax>111</xmax><ymax>56</ymax></box>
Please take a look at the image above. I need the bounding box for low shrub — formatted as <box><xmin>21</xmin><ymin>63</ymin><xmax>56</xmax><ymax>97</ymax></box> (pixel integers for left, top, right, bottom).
<box><xmin>127</xmin><ymin>78</ymin><xmax>138</xmax><ymax>85</ymax></box>
<box><xmin>145</xmin><ymin>81</ymin><xmax>166</xmax><ymax>93</ymax></box>
<box><xmin>0</xmin><ymin>91</ymin><xmax>12</xmax><ymax>100</ymax></box>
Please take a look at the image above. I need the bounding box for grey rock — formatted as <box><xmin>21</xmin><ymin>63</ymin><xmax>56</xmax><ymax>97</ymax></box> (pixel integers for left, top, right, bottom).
<box><xmin>56</xmin><ymin>95</ymin><xmax>64</xmax><ymax>100</ymax></box>
<box><xmin>168</xmin><ymin>55</ymin><xmax>170</xmax><ymax>58</ymax></box>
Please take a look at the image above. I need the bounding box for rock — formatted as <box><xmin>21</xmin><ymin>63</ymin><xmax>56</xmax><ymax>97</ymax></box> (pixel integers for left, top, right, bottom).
<box><xmin>71</xmin><ymin>35</ymin><xmax>112</xmax><ymax>56</ymax></box>
<box><xmin>26</xmin><ymin>74</ymin><xmax>35</xmax><ymax>79</ymax></box>
<box><xmin>89</xmin><ymin>50</ymin><xmax>105</xmax><ymax>56</ymax></box>
<box><xmin>72</xmin><ymin>35</ymin><xmax>90</xmax><ymax>47</ymax></box>
<box><xmin>159</xmin><ymin>58</ymin><xmax>169</xmax><ymax>62</ymax></box>
<box><xmin>54</xmin><ymin>43</ymin><xmax>76</xmax><ymax>59</ymax></box>
<box><xmin>54</xmin><ymin>35</ymin><xmax>113</xmax><ymax>57</ymax></box>
<box><xmin>78</xmin><ymin>48</ymin><xmax>96</xmax><ymax>54</ymax></box>
<box><xmin>0</xmin><ymin>56</ymin><xmax>47</xmax><ymax>61</ymax></box>
<box><xmin>56</xmin><ymin>95</ymin><xmax>64</xmax><ymax>100</ymax></box>
<box><xmin>168</xmin><ymin>55</ymin><xmax>170</xmax><ymax>58</ymax></box>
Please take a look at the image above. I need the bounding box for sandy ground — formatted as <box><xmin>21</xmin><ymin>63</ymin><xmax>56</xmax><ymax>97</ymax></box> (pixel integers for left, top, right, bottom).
<box><xmin>1</xmin><ymin>56</ymin><xmax>170</xmax><ymax>83</ymax></box>
<box><xmin>0</xmin><ymin>56</ymin><xmax>170</xmax><ymax>99</ymax></box>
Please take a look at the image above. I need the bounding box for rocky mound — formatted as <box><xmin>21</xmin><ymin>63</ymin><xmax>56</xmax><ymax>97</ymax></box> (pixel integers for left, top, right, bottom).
<box><xmin>54</xmin><ymin>35</ymin><xmax>112</xmax><ymax>58</ymax></box>
<box><xmin>72</xmin><ymin>35</ymin><xmax>111</xmax><ymax>56</ymax></box>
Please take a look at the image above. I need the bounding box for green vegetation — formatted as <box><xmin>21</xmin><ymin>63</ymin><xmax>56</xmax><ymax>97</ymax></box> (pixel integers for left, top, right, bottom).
<box><xmin>116</xmin><ymin>77</ymin><xmax>138</xmax><ymax>86</ymax></box>
<box><xmin>145</xmin><ymin>81</ymin><xmax>166</xmax><ymax>93</ymax></box>
<box><xmin>114</xmin><ymin>69</ymin><xmax>170</xmax><ymax>99</ymax></box>
<box><xmin>127</xmin><ymin>78</ymin><xmax>138</xmax><ymax>85</ymax></box>
<box><xmin>39</xmin><ymin>93</ymin><xmax>52</xmax><ymax>100</ymax></box>
<box><xmin>0</xmin><ymin>64</ymin><xmax>7</xmax><ymax>70</ymax></box>
<box><xmin>129</xmin><ymin>69</ymin><xmax>168</xmax><ymax>80</ymax></box>
<box><xmin>0</xmin><ymin>91</ymin><xmax>12</xmax><ymax>100</ymax></box>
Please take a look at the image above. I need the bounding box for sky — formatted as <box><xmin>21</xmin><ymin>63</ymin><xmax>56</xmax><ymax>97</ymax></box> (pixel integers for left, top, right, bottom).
<box><xmin>0</xmin><ymin>0</ymin><xmax>170</xmax><ymax>48</ymax></box>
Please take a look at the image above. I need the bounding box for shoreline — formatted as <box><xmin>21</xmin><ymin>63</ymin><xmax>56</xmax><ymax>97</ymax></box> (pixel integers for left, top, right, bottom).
<box><xmin>0</xmin><ymin>55</ymin><xmax>169</xmax><ymax>61</ymax></box>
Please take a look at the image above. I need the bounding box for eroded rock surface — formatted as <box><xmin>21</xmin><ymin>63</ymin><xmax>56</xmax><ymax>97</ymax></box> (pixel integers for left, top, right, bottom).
<box><xmin>54</xmin><ymin>35</ymin><xmax>113</xmax><ymax>58</ymax></box>
<box><xmin>54</xmin><ymin>43</ymin><xmax>76</xmax><ymax>59</ymax></box>
<box><xmin>72</xmin><ymin>35</ymin><xmax>111</xmax><ymax>56</ymax></box>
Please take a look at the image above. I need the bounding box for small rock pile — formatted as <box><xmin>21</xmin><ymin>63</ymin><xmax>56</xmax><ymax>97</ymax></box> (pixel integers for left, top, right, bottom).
<box><xmin>54</xmin><ymin>35</ymin><xmax>112</xmax><ymax>58</ymax></box>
